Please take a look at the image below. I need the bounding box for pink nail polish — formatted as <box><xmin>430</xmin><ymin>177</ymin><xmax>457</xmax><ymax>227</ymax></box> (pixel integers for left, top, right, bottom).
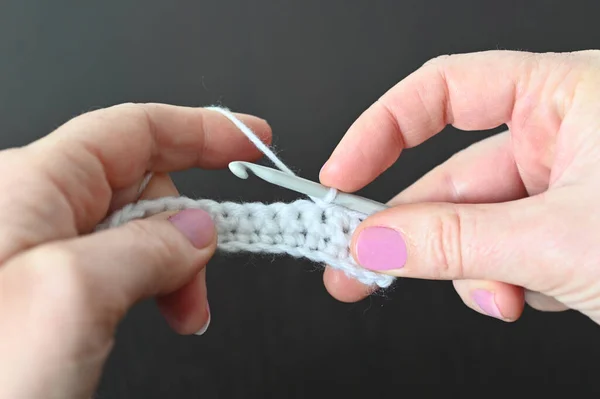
<box><xmin>472</xmin><ymin>289</ymin><xmax>503</xmax><ymax>319</ymax></box>
<box><xmin>356</xmin><ymin>227</ymin><xmax>407</xmax><ymax>270</ymax></box>
<box><xmin>168</xmin><ymin>209</ymin><xmax>215</xmax><ymax>249</ymax></box>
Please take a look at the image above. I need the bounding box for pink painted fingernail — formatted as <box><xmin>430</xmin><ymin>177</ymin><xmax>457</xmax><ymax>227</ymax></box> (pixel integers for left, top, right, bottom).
<box><xmin>168</xmin><ymin>209</ymin><xmax>215</xmax><ymax>249</ymax></box>
<box><xmin>472</xmin><ymin>289</ymin><xmax>503</xmax><ymax>319</ymax></box>
<box><xmin>356</xmin><ymin>227</ymin><xmax>407</xmax><ymax>270</ymax></box>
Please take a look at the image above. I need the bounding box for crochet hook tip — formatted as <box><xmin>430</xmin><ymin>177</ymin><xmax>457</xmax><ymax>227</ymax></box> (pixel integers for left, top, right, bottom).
<box><xmin>228</xmin><ymin>161</ymin><xmax>327</xmax><ymax>199</ymax></box>
<box><xmin>228</xmin><ymin>161</ymin><xmax>250</xmax><ymax>179</ymax></box>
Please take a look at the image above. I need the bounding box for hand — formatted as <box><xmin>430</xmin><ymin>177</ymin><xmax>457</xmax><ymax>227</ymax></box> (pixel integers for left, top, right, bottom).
<box><xmin>0</xmin><ymin>104</ymin><xmax>271</xmax><ymax>398</ymax></box>
<box><xmin>320</xmin><ymin>50</ymin><xmax>600</xmax><ymax>325</ymax></box>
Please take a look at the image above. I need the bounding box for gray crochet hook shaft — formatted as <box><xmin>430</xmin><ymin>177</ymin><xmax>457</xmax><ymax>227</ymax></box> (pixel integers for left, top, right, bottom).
<box><xmin>228</xmin><ymin>161</ymin><xmax>389</xmax><ymax>215</ymax></box>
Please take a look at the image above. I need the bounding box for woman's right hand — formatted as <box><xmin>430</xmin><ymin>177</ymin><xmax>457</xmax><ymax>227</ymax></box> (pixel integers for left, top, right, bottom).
<box><xmin>320</xmin><ymin>50</ymin><xmax>600</xmax><ymax>325</ymax></box>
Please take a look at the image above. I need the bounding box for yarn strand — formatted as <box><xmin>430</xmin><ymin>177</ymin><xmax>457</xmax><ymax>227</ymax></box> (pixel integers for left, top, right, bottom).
<box><xmin>206</xmin><ymin>106</ymin><xmax>296</xmax><ymax>176</ymax></box>
<box><xmin>97</xmin><ymin>106</ymin><xmax>395</xmax><ymax>289</ymax></box>
<box><xmin>206</xmin><ymin>106</ymin><xmax>337</xmax><ymax>206</ymax></box>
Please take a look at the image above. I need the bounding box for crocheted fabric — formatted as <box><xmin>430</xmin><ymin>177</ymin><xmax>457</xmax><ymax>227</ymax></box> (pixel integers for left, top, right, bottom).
<box><xmin>96</xmin><ymin>106</ymin><xmax>396</xmax><ymax>289</ymax></box>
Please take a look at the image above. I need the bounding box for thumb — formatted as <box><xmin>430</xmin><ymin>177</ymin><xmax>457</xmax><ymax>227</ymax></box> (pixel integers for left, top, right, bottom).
<box><xmin>350</xmin><ymin>198</ymin><xmax>544</xmax><ymax>287</ymax></box>
<box><xmin>0</xmin><ymin>209</ymin><xmax>216</xmax><ymax>398</ymax></box>
<box><xmin>3</xmin><ymin>208</ymin><xmax>216</xmax><ymax>334</ymax></box>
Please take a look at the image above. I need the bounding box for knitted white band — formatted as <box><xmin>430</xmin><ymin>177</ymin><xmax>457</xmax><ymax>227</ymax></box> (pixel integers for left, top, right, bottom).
<box><xmin>96</xmin><ymin>106</ymin><xmax>396</xmax><ymax>289</ymax></box>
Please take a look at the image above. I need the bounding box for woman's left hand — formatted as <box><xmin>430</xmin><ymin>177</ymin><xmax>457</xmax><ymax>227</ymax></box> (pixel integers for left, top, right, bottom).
<box><xmin>0</xmin><ymin>103</ymin><xmax>271</xmax><ymax>398</ymax></box>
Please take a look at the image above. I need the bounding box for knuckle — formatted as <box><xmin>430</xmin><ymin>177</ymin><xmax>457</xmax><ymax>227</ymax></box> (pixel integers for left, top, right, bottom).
<box><xmin>110</xmin><ymin>102</ymin><xmax>153</xmax><ymax>126</ymax></box>
<box><xmin>373</xmin><ymin>99</ymin><xmax>404</xmax><ymax>149</ymax></box>
<box><xmin>422</xmin><ymin>54</ymin><xmax>452</xmax><ymax>68</ymax></box>
<box><xmin>73</xmin><ymin>102</ymin><xmax>148</xmax><ymax>127</ymax></box>
<box><xmin>426</xmin><ymin>207</ymin><xmax>465</xmax><ymax>278</ymax></box>
<box><xmin>99</xmin><ymin>101</ymin><xmax>141</xmax><ymax>114</ymax></box>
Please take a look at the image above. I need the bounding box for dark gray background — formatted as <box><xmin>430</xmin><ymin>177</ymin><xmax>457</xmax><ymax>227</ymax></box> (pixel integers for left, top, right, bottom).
<box><xmin>1</xmin><ymin>1</ymin><xmax>600</xmax><ymax>397</ymax></box>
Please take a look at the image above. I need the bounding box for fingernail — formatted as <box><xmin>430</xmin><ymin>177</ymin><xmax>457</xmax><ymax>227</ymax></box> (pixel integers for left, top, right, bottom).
<box><xmin>355</xmin><ymin>227</ymin><xmax>407</xmax><ymax>270</ymax></box>
<box><xmin>472</xmin><ymin>289</ymin><xmax>504</xmax><ymax>319</ymax></box>
<box><xmin>137</xmin><ymin>172</ymin><xmax>154</xmax><ymax>196</ymax></box>
<box><xmin>168</xmin><ymin>209</ymin><xmax>215</xmax><ymax>249</ymax></box>
<box><xmin>195</xmin><ymin>303</ymin><xmax>210</xmax><ymax>336</ymax></box>
<box><xmin>319</xmin><ymin>162</ymin><xmax>328</xmax><ymax>175</ymax></box>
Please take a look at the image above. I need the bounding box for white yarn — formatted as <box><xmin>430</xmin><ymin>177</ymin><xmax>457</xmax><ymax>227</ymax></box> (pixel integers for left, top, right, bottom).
<box><xmin>96</xmin><ymin>106</ymin><xmax>396</xmax><ymax>289</ymax></box>
<box><xmin>205</xmin><ymin>106</ymin><xmax>295</xmax><ymax>176</ymax></box>
<box><xmin>205</xmin><ymin>106</ymin><xmax>336</xmax><ymax>206</ymax></box>
<box><xmin>97</xmin><ymin>197</ymin><xmax>394</xmax><ymax>287</ymax></box>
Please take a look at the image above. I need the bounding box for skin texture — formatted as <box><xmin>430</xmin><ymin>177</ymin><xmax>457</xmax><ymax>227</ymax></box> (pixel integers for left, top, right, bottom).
<box><xmin>0</xmin><ymin>104</ymin><xmax>272</xmax><ymax>398</ymax></box>
<box><xmin>320</xmin><ymin>50</ymin><xmax>600</xmax><ymax>324</ymax></box>
<box><xmin>1</xmin><ymin>49</ymin><xmax>600</xmax><ymax>397</ymax></box>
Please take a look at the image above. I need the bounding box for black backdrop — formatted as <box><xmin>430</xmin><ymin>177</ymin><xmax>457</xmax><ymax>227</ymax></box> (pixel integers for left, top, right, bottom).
<box><xmin>2</xmin><ymin>1</ymin><xmax>600</xmax><ymax>397</ymax></box>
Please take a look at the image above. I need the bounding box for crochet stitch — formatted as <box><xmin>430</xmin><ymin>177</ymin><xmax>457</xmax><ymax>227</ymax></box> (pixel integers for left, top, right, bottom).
<box><xmin>96</xmin><ymin>106</ymin><xmax>396</xmax><ymax>289</ymax></box>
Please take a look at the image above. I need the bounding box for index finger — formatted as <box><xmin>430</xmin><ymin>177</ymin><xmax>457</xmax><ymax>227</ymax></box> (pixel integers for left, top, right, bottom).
<box><xmin>0</xmin><ymin>104</ymin><xmax>271</xmax><ymax>262</ymax></box>
<box><xmin>35</xmin><ymin>103</ymin><xmax>272</xmax><ymax>189</ymax></box>
<box><xmin>319</xmin><ymin>50</ymin><xmax>534</xmax><ymax>192</ymax></box>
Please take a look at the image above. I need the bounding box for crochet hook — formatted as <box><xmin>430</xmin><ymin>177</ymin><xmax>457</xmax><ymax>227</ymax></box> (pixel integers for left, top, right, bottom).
<box><xmin>228</xmin><ymin>161</ymin><xmax>389</xmax><ymax>215</ymax></box>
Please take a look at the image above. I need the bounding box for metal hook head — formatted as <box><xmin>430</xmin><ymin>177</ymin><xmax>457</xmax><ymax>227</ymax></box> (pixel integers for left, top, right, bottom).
<box><xmin>228</xmin><ymin>162</ymin><xmax>250</xmax><ymax>179</ymax></box>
